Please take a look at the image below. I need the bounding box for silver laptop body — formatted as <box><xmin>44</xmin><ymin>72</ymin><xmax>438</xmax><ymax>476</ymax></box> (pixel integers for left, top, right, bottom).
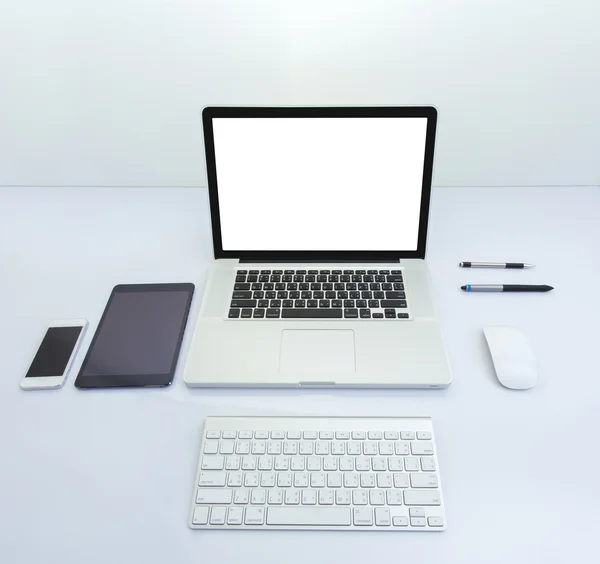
<box><xmin>184</xmin><ymin>106</ymin><xmax>451</xmax><ymax>388</ymax></box>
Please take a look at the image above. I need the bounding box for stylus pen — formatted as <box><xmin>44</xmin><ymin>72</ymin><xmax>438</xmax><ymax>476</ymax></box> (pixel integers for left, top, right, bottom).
<box><xmin>459</xmin><ymin>262</ymin><xmax>534</xmax><ymax>268</ymax></box>
<box><xmin>461</xmin><ymin>284</ymin><xmax>553</xmax><ymax>292</ymax></box>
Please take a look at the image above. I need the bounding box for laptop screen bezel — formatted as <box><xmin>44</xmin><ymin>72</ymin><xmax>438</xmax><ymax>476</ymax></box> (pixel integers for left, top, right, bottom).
<box><xmin>203</xmin><ymin>106</ymin><xmax>437</xmax><ymax>261</ymax></box>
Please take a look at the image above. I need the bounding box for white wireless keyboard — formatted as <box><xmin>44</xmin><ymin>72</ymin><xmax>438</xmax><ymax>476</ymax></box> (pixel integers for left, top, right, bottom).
<box><xmin>189</xmin><ymin>416</ymin><xmax>446</xmax><ymax>531</ymax></box>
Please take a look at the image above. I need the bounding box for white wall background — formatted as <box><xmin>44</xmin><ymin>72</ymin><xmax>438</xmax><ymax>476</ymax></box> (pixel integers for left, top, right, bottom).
<box><xmin>1</xmin><ymin>0</ymin><xmax>598</xmax><ymax>188</ymax></box>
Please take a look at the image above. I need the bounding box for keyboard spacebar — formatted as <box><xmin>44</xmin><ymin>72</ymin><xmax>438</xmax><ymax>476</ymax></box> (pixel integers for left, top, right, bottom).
<box><xmin>281</xmin><ymin>309</ymin><xmax>343</xmax><ymax>319</ymax></box>
<box><xmin>267</xmin><ymin>507</ymin><xmax>351</xmax><ymax>526</ymax></box>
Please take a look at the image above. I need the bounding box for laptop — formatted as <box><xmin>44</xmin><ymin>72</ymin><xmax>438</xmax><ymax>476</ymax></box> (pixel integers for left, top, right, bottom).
<box><xmin>183</xmin><ymin>106</ymin><xmax>452</xmax><ymax>388</ymax></box>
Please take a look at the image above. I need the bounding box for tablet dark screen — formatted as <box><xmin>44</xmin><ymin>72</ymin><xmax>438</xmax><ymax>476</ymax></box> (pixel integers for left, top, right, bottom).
<box><xmin>76</xmin><ymin>284</ymin><xmax>194</xmax><ymax>387</ymax></box>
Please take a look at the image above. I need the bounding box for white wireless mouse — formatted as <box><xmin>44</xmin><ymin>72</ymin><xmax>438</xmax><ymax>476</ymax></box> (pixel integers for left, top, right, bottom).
<box><xmin>483</xmin><ymin>326</ymin><xmax>537</xmax><ymax>390</ymax></box>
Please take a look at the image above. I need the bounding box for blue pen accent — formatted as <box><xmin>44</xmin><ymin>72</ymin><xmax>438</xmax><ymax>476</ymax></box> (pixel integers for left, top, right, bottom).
<box><xmin>466</xmin><ymin>285</ymin><xmax>471</xmax><ymax>292</ymax></box>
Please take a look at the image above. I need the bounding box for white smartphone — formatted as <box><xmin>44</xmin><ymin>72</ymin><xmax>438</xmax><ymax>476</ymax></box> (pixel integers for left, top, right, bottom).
<box><xmin>20</xmin><ymin>319</ymin><xmax>88</xmax><ymax>390</ymax></box>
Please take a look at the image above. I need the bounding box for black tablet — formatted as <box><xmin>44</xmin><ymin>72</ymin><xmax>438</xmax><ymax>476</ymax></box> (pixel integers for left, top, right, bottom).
<box><xmin>75</xmin><ymin>283</ymin><xmax>194</xmax><ymax>388</ymax></box>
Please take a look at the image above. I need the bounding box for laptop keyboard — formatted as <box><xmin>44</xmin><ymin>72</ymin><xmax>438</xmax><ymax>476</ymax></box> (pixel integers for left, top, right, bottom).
<box><xmin>228</xmin><ymin>269</ymin><xmax>408</xmax><ymax>320</ymax></box>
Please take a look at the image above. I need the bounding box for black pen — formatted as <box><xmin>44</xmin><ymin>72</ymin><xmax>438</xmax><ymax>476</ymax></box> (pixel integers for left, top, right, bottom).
<box><xmin>461</xmin><ymin>284</ymin><xmax>553</xmax><ymax>292</ymax></box>
<box><xmin>459</xmin><ymin>262</ymin><xmax>534</xmax><ymax>269</ymax></box>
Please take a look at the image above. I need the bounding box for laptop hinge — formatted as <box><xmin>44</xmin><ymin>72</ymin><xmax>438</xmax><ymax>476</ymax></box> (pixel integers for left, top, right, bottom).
<box><xmin>239</xmin><ymin>258</ymin><xmax>402</xmax><ymax>264</ymax></box>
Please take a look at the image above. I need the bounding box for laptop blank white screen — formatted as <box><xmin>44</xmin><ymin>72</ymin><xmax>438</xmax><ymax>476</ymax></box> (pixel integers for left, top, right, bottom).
<box><xmin>212</xmin><ymin>117</ymin><xmax>428</xmax><ymax>251</ymax></box>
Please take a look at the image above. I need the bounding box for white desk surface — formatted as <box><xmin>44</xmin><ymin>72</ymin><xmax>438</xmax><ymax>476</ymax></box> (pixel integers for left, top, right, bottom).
<box><xmin>1</xmin><ymin>185</ymin><xmax>598</xmax><ymax>563</ymax></box>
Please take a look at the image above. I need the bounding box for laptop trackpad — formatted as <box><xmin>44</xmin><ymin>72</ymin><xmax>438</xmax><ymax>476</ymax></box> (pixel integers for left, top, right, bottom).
<box><xmin>279</xmin><ymin>330</ymin><xmax>356</xmax><ymax>374</ymax></box>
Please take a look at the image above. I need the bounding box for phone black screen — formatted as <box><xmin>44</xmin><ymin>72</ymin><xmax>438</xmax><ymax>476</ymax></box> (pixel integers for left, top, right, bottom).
<box><xmin>26</xmin><ymin>326</ymin><xmax>83</xmax><ymax>377</ymax></box>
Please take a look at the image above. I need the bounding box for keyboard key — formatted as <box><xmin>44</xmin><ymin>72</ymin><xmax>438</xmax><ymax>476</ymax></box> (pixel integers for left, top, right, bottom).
<box><xmin>359</xmin><ymin>309</ymin><xmax>371</xmax><ymax>318</ymax></box>
<box><xmin>417</xmin><ymin>431</ymin><xmax>432</xmax><ymax>440</ymax></box>
<box><xmin>234</xmin><ymin>283</ymin><xmax>250</xmax><ymax>291</ymax></box>
<box><xmin>410</xmin><ymin>517</ymin><xmax>426</xmax><ymax>527</ymax></box>
<box><xmin>245</xmin><ymin>507</ymin><xmax>265</xmax><ymax>525</ymax></box>
<box><xmin>209</xmin><ymin>506</ymin><xmax>227</xmax><ymax>525</ymax></box>
<box><xmin>228</xmin><ymin>309</ymin><xmax>240</xmax><ymax>318</ymax></box>
<box><xmin>241</xmin><ymin>309</ymin><xmax>252</xmax><ymax>318</ymax></box>
<box><xmin>421</xmin><ymin>457</ymin><xmax>436</xmax><ymax>471</ymax></box>
<box><xmin>192</xmin><ymin>506</ymin><xmax>209</xmax><ymax>525</ymax></box>
<box><xmin>307</xmin><ymin>300</ymin><xmax>318</xmax><ymax>308</ymax></box>
<box><xmin>230</xmin><ymin>299</ymin><xmax>257</xmax><ymax>308</ymax></box>
<box><xmin>232</xmin><ymin>291</ymin><xmax>252</xmax><ymax>299</ymax></box>
<box><xmin>388</xmin><ymin>458</ymin><xmax>403</xmax><ymax>471</ymax></box>
<box><xmin>227</xmin><ymin>507</ymin><xmax>244</xmax><ymax>525</ymax></box>
<box><xmin>233</xmin><ymin>489</ymin><xmax>249</xmax><ymax>504</ymax></box>
<box><xmin>409</xmin><ymin>507</ymin><xmax>425</xmax><ymax>517</ymax></box>
<box><xmin>282</xmin><ymin>309</ymin><xmax>342</xmax><ymax>318</ymax></box>
<box><xmin>201</xmin><ymin>456</ymin><xmax>224</xmax><ymax>470</ymax></box>
<box><xmin>198</xmin><ymin>471</ymin><xmax>227</xmax><ymax>487</ymax></box>
<box><xmin>411</xmin><ymin>442</ymin><xmax>434</xmax><ymax>455</ymax></box>
<box><xmin>387</xmin><ymin>275</ymin><xmax>403</xmax><ymax>282</ymax></box>
<box><xmin>253</xmin><ymin>309</ymin><xmax>265</xmax><ymax>318</ymax></box>
<box><xmin>196</xmin><ymin>489</ymin><xmax>233</xmax><ymax>504</ymax></box>
<box><xmin>373</xmin><ymin>313</ymin><xmax>383</xmax><ymax>319</ymax></box>
<box><xmin>266</xmin><ymin>309</ymin><xmax>280</xmax><ymax>318</ymax></box>
<box><xmin>381</xmin><ymin>300</ymin><xmax>407</xmax><ymax>308</ymax></box>
<box><xmin>203</xmin><ymin>440</ymin><xmax>219</xmax><ymax>454</ymax></box>
<box><xmin>258</xmin><ymin>300</ymin><xmax>269</xmax><ymax>308</ymax></box>
<box><xmin>253</xmin><ymin>291</ymin><xmax>264</xmax><ymax>299</ymax></box>
<box><xmin>394</xmin><ymin>473</ymin><xmax>410</xmax><ymax>488</ymax></box>
<box><xmin>403</xmin><ymin>490</ymin><xmax>442</xmax><ymax>506</ymax></box>
<box><xmin>401</xmin><ymin>431</ymin><xmax>415</xmax><ymax>440</ymax></box>
<box><xmin>375</xmin><ymin>507</ymin><xmax>391</xmax><ymax>526</ymax></box>
<box><xmin>344</xmin><ymin>309</ymin><xmax>358</xmax><ymax>318</ymax></box>
<box><xmin>393</xmin><ymin>516</ymin><xmax>408</xmax><ymax>527</ymax></box>
<box><xmin>395</xmin><ymin>441</ymin><xmax>410</xmax><ymax>455</ymax></box>
<box><xmin>267</xmin><ymin>507</ymin><xmax>351</xmax><ymax>526</ymax></box>
<box><xmin>428</xmin><ymin>517</ymin><xmax>445</xmax><ymax>527</ymax></box>
<box><xmin>385</xmin><ymin>310</ymin><xmax>396</xmax><ymax>319</ymax></box>
<box><xmin>386</xmin><ymin>291</ymin><xmax>406</xmax><ymax>299</ymax></box>
<box><xmin>282</xmin><ymin>300</ymin><xmax>293</xmax><ymax>308</ymax></box>
<box><xmin>398</xmin><ymin>313</ymin><xmax>409</xmax><ymax>319</ymax></box>
<box><xmin>404</xmin><ymin>457</ymin><xmax>419</xmax><ymax>471</ymax></box>
<box><xmin>386</xmin><ymin>490</ymin><xmax>403</xmax><ymax>505</ymax></box>
<box><xmin>353</xmin><ymin>507</ymin><xmax>373</xmax><ymax>526</ymax></box>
